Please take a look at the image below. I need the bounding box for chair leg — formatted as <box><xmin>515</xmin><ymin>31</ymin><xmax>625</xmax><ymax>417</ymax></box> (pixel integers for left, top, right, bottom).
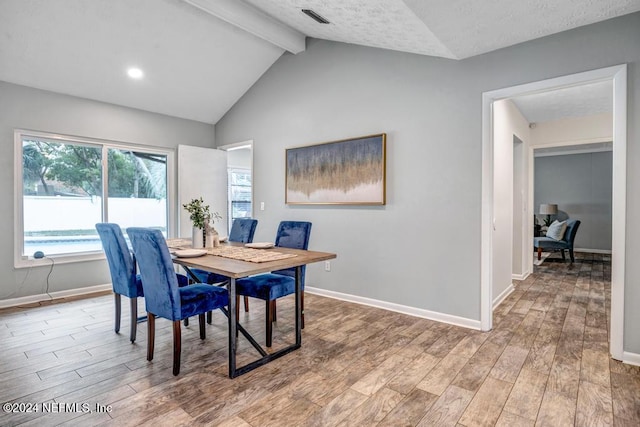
<box><xmin>266</xmin><ymin>300</ymin><xmax>273</xmax><ymax>347</ymax></box>
<box><xmin>570</xmin><ymin>249</ymin><xmax>575</xmax><ymax>263</ymax></box>
<box><xmin>207</xmin><ymin>311</ymin><xmax>212</xmax><ymax>325</ymax></box>
<box><xmin>172</xmin><ymin>320</ymin><xmax>182</xmax><ymax>376</ymax></box>
<box><xmin>301</xmin><ymin>291</ymin><xmax>305</xmax><ymax>330</ymax></box>
<box><xmin>235</xmin><ymin>295</ymin><xmax>240</xmax><ymax>337</ymax></box>
<box><xmin>147</xmin><ymin>313</ymin><xmax>155</xmax><ymax>362</ymax></box>
<box><xmin>185</xmin><ymin>278</ymin><xmax>194</xmax><ymax>327</ymax></box>
<box><xmin>272</xmin><ymin>299</ymin><xmax>277</xmax><ymax>322</ymax></box>
<box><xmin>129</xmin><ymin>297</ymin><xmax>137</xmax><ymax>343</ymax></box>
<box><xmin>114</xmin><ymin>293</ymin><xmax>121</xmax><ymax>333</ymax></box>
<box><xmin>561</xmin><ymin>249</ymin><xmax>566</xmax><ymax>261</ymax></box>
<box><xmin>199</xmin><ymin>314</ymin><xmax>206</xmax><ymax>340</ymax></box>
<box><xmin>244</xmin><ymin>296</ymin><xmax>249</xmax><ymax>312</ymax></box>
<box><xmin>537</xmin><ymin>247</ymin><xmax>542</xmax><ymax>261</ymax></box>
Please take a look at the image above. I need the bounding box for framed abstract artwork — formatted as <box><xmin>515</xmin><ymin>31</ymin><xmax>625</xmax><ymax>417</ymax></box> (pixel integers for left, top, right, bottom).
<box><xmin>285</xmin><ymin>133</ymin><xmax>386</xmax><ymax>205</ymax></box>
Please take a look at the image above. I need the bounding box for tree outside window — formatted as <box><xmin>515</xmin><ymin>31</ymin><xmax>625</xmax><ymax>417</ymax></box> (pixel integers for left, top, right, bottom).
<box><xmin>19</xmin><ymin>134</ymin><xmax>169</xmax><ymax>258</ymax></box>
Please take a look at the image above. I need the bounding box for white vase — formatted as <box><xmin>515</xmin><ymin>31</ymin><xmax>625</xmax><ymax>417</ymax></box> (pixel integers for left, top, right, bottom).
<box><xmin>192</xmin><ymin>226</ymin><xmax>204</xmax><ymax>248</ymax></box>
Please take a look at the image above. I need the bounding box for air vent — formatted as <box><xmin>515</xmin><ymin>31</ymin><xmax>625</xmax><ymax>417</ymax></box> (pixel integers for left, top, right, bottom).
<box><xmin>301</xmin><ymin>9</ymin><xmax>330</xmax><ymax>24</ymax></box>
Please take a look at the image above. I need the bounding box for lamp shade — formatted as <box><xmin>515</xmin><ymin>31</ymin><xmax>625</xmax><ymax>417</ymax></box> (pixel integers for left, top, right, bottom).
<box><xmin>540</xmin><ymin>204</ymin><xmax>558</xmax><ymax>215</ymax></box>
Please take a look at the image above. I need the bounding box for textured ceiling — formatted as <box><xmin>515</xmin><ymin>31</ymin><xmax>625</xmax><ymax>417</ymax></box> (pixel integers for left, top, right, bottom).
<box><xmin>244</xmin><ymin>0</ymin><xmax>640</xmax><ymax>59</ymax></box>
<box><xmin>403</xmin><ymin>0</ymin><xmax>640</xmax><ymax>58</ymax></box>
<box><xmin>512</xmin><ymin>81</ymin><xmax>613</xmax><ymax>123</ymax></box>
<box><xmin>0</xmin><ymin>0</ymin><xmax>637</xmax><ymax>124</ymax></box>
<box><xmin>242</xmin><ymin>0</ymin><xmax>455</xmax><ymax>58</ymax></box>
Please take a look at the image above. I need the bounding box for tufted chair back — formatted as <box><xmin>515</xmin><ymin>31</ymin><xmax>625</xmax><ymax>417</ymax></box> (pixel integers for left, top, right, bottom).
<box><xmin>272</xmin><ymin>221</ymin><xmax>312</xmax><ymax>286</ymax></box>
<box><xmin>229</xmin><ymin>218</ymin><xmax>258</xmax><ymax>243</ymax></box>
<box><xmin>127</xmin><ymin>227</ymin><xmax>182</xmax><ymax>320</ymax></box>
<box><xmin>96</xmin><ymin>223</ymin><xmax>140</xmax><ymax>298</ymax></box>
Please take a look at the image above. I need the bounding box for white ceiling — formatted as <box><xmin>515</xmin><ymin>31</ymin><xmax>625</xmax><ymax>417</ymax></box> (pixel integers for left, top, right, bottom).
<box><xmin>242</xmin><ymin>0</ymin><xmax>455</xmax><ymax>58</ymax></box>
<box><xmin>244</xmin><ymin>0</ymin><xmax>640</xmax><ymax>59</ymax></box>
<box><xmin>534</xmin><ymin>141</ymin><xmax>612</xmax><ymax>157</ymax></box>
<box><xmin>512</xmin><ymin>80</ymin><xmax>613</xmax><ymax>123</ymax></box>
<box><xmin>0</xmin><ymin>0</ymin><xmax>285</xmax><ymax>124</ymax></box>
<box><xmin>1</xmin><ymin>0</ymin><xmax>638</xmax><ymax>124</ymax></box>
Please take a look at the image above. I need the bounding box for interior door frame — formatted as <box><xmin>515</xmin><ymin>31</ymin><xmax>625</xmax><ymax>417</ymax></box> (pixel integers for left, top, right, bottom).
<box><xmin>218</xmin><ymin>140</ymin><xmax>254</xmax><ymax>231</ymax></box>
<box><xmin>481</xmin><ymin>64</ymin><xmax>627</xmax><ymax>360</ymax></box>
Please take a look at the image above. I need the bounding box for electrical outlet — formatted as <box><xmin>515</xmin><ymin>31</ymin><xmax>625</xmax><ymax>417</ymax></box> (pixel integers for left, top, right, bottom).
<box><xmin>324</xmin><ymin>261</ymin><xmax>331</xmax><ymax>272</ymax></box>
<box><xmin>260</xmin><ymin>202</ymin><xmax>265</xmax><ymax>211</ymax></box>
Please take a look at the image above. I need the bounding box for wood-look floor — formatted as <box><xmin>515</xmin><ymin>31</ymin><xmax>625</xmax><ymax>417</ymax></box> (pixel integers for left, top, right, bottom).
<box><xmin>1</xmin><ymin>253</ymin><xmax>639</xmax><ymax>426</ymax></box>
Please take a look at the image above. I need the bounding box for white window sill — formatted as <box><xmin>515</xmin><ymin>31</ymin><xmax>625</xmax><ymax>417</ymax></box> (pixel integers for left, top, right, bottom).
<box><xmin>14</xmin><ymin>251</ymin><xmax>106</xmax><ymax>269</ymax></box>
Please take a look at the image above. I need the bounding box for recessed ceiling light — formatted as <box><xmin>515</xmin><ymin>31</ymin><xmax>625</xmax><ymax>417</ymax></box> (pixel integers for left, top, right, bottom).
<box><xmin>127</xmin><ymin>67</ymin><xmax>144</xmax><ymax>79</ymax></box>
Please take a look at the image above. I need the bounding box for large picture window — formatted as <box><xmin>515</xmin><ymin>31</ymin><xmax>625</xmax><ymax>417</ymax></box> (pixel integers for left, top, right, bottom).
<box><xmin>15</xmin><ymin>130</ymin><xmax>172</xmax><ymax>265</ymax></box>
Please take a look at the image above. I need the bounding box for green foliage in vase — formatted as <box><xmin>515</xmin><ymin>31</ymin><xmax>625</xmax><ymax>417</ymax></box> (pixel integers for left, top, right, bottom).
<box><xmin>183</xmin><ymin>197</ymin><xmax>221</xmax><ymax>230</ymax></box>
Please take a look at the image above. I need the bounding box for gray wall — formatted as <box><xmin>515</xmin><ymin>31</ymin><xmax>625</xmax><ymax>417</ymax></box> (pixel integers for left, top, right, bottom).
<box><xmin>227</xmin><ymin>147</ymin><xmax>252</xmax><ymax>169</ymax></box>
<box><xmin>215</xmin><ymin>13</ymin><xmax>640</xmax><ymax>350</ymax></box>
<box><xmin>0</xmin><ymin>82</ymin><xmax>215</xmax><ymax>300</ymax></box>
<box><xmin>535</xmin><ymin>152</ymin><xmax>612</xmax><ymax>251</ymax></box>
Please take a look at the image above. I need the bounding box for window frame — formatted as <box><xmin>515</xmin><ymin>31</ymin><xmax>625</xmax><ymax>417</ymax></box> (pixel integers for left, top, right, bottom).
<box><xmin>227</xmin><ymin>167</ymin><xmax>252</xmax><ymax>231</ymax></box>
<box><xmin>14</xmin><ymin>129</ymin><xmax>176</xmax><ymax>268</ymax></box>
<box><xmin>219</xmin><ymin>140</ymin><xmax>253</xmax><ymax>233</ymax></box>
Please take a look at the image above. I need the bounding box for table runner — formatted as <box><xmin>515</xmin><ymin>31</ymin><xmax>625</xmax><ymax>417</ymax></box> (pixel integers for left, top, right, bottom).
<box><xmin>165</xmin><ymin>238</ymin><xmax>297</xmax><ymax>263</ymax></box>
<box><xmin>206</xmin><ymin>245</ymin><xmax>297</xmax><ymax>263</ymax></box>
<box><xmin>166</xmin><ymin>238</ymin><xmax>193</xmax><ymax>249</ymax></box>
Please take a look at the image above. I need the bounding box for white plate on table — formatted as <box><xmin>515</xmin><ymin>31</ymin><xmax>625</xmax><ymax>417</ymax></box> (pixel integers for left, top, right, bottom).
<box><xmin>219</xmin><ymin>236</ymin><xmax>228</xmax><ymax>243</ymax></box>
<box><xmin>173</xmin><ymin>249</ymin><xmax>207</xmax><ymax>258</ymax></box>
<box><xmin>244</xmin><ymin>242</ymin><xmax>274</xmax><ymax>249</ymax></box>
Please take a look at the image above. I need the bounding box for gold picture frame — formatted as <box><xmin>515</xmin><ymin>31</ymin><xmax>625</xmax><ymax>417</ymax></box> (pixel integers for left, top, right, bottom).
<box><xmin>285</xmin><ymin>133</ymin><xmax>386</xmax><ymax>205</ymax></box>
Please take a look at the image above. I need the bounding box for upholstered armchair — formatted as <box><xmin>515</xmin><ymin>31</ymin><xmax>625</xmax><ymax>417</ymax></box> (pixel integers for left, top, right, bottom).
<box><xmin>235</xmin><ymin>221</ymin><xmax>312</xmax><ymax>347</ymax></box>
<box><xmin>533</xmin><ymin>219</ymin><xmax>581</xmax><ymax>262</ymax></box>
<box><xmin>96</xmin><ymin>223</ymin><xmax>189</xmax><ymax>343</ymax></box>
<box><xmin>127</xmin><ymin>227</ymin><xmax>229</xmax><ymax>376</ymax></box>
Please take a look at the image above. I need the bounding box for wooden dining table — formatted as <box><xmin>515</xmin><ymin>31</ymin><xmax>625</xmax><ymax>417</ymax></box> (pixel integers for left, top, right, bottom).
<box><xmin>168</xmin><ymin>240</ymin><xmax>336</xmax><ymax>378</ymax></box>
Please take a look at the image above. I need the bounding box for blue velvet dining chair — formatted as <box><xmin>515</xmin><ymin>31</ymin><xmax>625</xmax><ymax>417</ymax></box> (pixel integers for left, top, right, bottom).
<box><xmin>191</xmin><ymin>218</ymin><xmax>258</xmax><ymax>316</ymax></box>
<box><xmin>126</xmin><ymin>227</ymin><xmax>229</xmax><ymax>376</ymax></box>
<box><xmin>96</xmin><ymin>223</ymin><xmax>142</xmax><ymax>343</ymax></box>
<box><xmin>236</xmin><ymin>221</ymin><xmax>312</xmax><ymax>347</ymax></box>
<box><xmin>96</xmin><ymin>223</ymin><xmax>190</xmax><ymax>343</ymax></box>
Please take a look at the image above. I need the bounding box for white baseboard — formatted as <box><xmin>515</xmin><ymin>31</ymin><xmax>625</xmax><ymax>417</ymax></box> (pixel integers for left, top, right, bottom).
<box><xmin>622</xmin><ymin>351</ymin><xmax>640</xmax><ymax>367</ymax></box>
<box><xmin>493</xmin><ymin>284</ymin><xmax>515</xmax><ymax>310</ymax></box>
<box><xmin>0</xmin><ymin>284</ymin><xmax>112</xmax><ymax>309</ymax></box>
<box><xmin>305</xmin><ymin>286</ymin><xmax>481</xmax><ymax>330</ymax></box>
<box><xmin>575</xmin><ymin>248</ymin><xmax>612</xmax><ymax>254</ymax></box>
<box><xmin>512</xmin><ymin>271</ymin><xmax>530</xmax><ymax>281</ymax></box>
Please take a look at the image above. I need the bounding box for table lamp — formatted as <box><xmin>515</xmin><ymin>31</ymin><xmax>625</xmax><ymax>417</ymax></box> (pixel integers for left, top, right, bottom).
<box><xmin>540</xmin><ymin>203</ymin><xmax>558</xmax><ymax>226</ymax></box>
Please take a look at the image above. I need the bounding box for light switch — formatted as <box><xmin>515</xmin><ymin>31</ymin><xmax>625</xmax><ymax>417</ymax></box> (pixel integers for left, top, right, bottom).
<box><xmin>260</xmin><ymin>202</ymin><xmax>265</xmax><ymax>211</ymax></box>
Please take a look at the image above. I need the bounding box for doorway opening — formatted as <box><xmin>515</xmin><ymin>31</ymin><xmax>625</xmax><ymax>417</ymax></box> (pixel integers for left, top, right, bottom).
<box><xmin>218</xmin><ymin>141</ymin><xmax>254</xmax><ymax>233</ymax></box>
<box><xmin>481</xmin><ymin>65</ymin><xmax>627</xmax><ymax>361</ymax></box>
<box><xmin>532</xmin><ymin>142</ymin><xmax>612</xmax><ymax>261</ymax></box>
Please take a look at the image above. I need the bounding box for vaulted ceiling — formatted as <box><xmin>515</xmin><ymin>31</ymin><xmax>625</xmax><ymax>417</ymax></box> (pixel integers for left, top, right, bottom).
<box><xmin>1</xmin><ymin>0</ymin><xmax>638</xmax><ymax>124</ymax></box>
